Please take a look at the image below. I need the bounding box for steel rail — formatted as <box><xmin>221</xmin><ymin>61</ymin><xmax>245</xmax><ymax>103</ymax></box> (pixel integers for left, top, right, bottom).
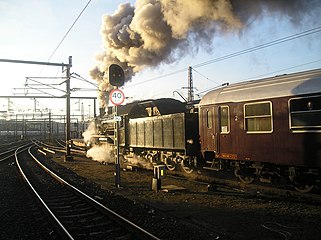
<box><xmin>16</xmin><ymin>144</ymin><xmax>160</xmax><ymax>239</ymax></box>
<box><xmin>0</xmin><ymin>142</ymin><xmax>33</xmax><ymax>162</ymax></box>
<box><xmin>34</xmin><ymin>140</ymin><xmax>86</xmax><ymax>155</ymax></box>
<box><xmin>27</xmin><ymin>146</ymin><xmax>160</xmax><ymax>240</ymax></box>
<box><xmin>15</xmin><ymin>145</ymin><xmax>74</xmax><ymax>240</ymax></box>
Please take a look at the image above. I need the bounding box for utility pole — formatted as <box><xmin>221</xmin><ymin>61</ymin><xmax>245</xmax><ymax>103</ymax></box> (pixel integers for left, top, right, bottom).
<box><xmin>188</xmin><ymin>66</ymin><xmax>194</xmax><ymax>103</ymax></box>
<box><xmin>183</xmin><ymin>66</ymin><xmax>195</xmax><ymax>111</ymax></box>
<box><xmin>65</xmin><ymin>56</ymin><xmax>73</xmax><ymax>161</ymax></box>
<box><xmin>7</xmin><ymin>98</ymin><xmax>10</xmax><ymax>112</ymax></box>
<box><xmin>33</xmin><ymin>98</ymin><xmax>36</xmax><ymax>120</ymax></box>
<box><xmin>81</xmin><ymin>102</ymin><xmax>84</xmax><ymax>133</ymax></box>
<box><xmin>34</xmin><ymin>98</ymin><xmax>37</xmax><ymax>112</ymax></box>
<box><xmin>48</xmin><ymin>109</ymin><xmax>52</xmax><ymax>142</ymax></box>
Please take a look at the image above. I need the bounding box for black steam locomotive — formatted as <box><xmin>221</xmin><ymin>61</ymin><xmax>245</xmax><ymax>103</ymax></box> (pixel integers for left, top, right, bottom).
<box><xmin>91</xmin><ymin>68</ymin><xmax>321</xmax><ymax>192</ymax></box>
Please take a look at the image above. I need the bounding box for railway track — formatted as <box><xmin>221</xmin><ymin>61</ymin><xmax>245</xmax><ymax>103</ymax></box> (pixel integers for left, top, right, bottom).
<box><xmin>0</xmin><ymin>141</ymin><xmax>32</xmax><ymax>162</ymax></box>
<box><xmin>15</xmin><ymin>145</ymin><xmax>160</xmax><ymax>240</ymax></box>
<box><xmin>34</xmin><ymin>139</ymin><xmax>86</xmax><ymax>156</ymax></box>
<box><xmin>167</xmin><ymin>169</ymin><xmax>321</xmax><ymax>203</ymax></box>
<box><xmin>31</xmin><ymin>139</ymin><xmax>321</xmax><ymax>203</ymax></box>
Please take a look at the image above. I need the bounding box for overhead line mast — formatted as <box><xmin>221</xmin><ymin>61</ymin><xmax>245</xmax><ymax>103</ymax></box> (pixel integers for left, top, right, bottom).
<box><xmin>188</xmin><ymin>66</ymin><xmax>194</xmax><ymax>103</ymax></box>
<box><xmin>0</xmin><ymin>57</ymin><xmax>73</xmax><ymax>161</ymax></box>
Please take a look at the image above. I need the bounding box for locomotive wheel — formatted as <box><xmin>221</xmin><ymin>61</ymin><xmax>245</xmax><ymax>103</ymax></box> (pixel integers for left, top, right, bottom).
<box><xmin>238</xmin><ymin>175</ymin><xmax>255</xmax><ymax>184</ymax></box>
<box><xmin>234</xmin><ymin>169</ymin><xmax>255</xmax><ymax>184</ymax></box>
<box><xmin>294</xmin><ymin>184</ymin><xmax>314</xmax><ymax>193</ymax></box>
<box><xmin>180</xmin><ymin>157</ymin><xmax>194</xmax><ymax>174</ymax></box>
<box><xmin>146</xmin><ymin>154</ymin><xmax>156</xmax><ymax>164</ymax></box>
<box><xmin>164</xmin><ymin>156</ymin><xmax>176</xmax><ymax>171</ymax></box>
<box><xmin>292</xmin><ymin>174</ymin><xmax>316</xmax><ymax>193</ymax></box>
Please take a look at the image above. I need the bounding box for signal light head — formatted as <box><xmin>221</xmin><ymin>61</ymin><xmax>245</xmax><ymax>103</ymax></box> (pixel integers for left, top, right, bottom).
<box><xmin>109</xmin><ymin>64</ymin><xmax>125</xmax><ymax>87</ymax></box>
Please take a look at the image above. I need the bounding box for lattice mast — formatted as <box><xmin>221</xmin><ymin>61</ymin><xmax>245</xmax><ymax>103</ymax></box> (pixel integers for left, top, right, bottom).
<box><xmin>188</xmin><ymin>66</ymin><xmax>194</xmax><ymax>103</ymax></box>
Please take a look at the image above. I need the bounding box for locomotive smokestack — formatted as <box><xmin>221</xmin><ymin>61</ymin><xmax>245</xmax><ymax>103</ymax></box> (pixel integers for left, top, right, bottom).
<box><xmin>99</xmin><ymin>107</ymin><xmax>106</xmax><ymax>117</ymax></box>
<box><xmin>90</xmin><ymin>0</ymin><xmax>320</xmax><ymax>107</ymax></box>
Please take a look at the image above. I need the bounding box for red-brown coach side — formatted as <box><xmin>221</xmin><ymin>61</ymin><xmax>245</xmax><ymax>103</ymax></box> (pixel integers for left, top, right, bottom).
<box><xmin>199</xmin><ymin>68</ymin><xmax>321</xmax><ymax>192</ymax></box>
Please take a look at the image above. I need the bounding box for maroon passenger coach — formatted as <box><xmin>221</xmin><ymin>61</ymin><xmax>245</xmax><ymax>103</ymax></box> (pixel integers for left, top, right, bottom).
<box><xmin>198</xmin><ymin>68</ymin><xmax>321</xmax><ymax>192</ymax></box>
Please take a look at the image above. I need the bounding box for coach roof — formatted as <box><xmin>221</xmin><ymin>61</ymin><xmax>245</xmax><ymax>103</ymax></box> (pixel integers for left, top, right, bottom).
<box><xmin>200</xmin><ymin>68</ymin><xmax>321</xmax><ymax>106</ymax></box>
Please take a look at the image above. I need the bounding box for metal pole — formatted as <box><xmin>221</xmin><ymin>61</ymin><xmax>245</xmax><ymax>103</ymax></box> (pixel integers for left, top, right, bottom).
<box><xmin>93</xmin><ymin>98</ymin><xmax>97</xmax><ymax>118</ymax></box>
<box><xmin>188</xmin><ymin>66</ymin><xmax>194</xmax><ymax>103</ymax></box>
<box><xmin>76</xmin><ymin>118</ymin><xmax>79</xmax><ymax>138</ymax></box>
<box><xmin>22</xmin><ymin>115</ymin><xmax>25</xmax><ymax>139</ymax></box>
<box><xmin>49</xmin><ymin>110</ymin><xmax>52</xmax><ymax>142</ymax></box>
<box><xmin>0</xmin><ymin>58</ymin><xmax>71</xmax><ymax>67</ymax></box>
<box><xmin>114</xmin><ymin>88</ymin><xmax>120</xmax><ymax>188</ymax></box>
<box><xmin>15</xmin><ymin>114</ymin><xmax>17</xmax><ymax>137</ymax></box>
<box><xmin>81</xmin><ymin>102</ymin><xmax>84</xmax><ymax>133</ymax></box>
<box><xmin>65</xmin><ymin>56</ymin><xmax>73</xmax><ymax>161</ymax></box>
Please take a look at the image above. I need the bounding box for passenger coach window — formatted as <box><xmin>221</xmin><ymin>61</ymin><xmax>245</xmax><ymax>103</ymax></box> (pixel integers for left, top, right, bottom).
<box><xmin>206</xmin><ymin>110</ymin><xmax>213</xmax><ymax>129</ymax></box>
<box><xmin>289</xmin><ymin>96</ymin><xmax>321</xmax><ymax>131</ymax></box>
<box><xmin>220</xmin><ymin>106</ymin><xmax>230</xmax><ymax>133</ymax></box>
<box><xmin>244</xmin><ymin>102</ymin><xmax>272</xmax><ymax>133</ymax></box>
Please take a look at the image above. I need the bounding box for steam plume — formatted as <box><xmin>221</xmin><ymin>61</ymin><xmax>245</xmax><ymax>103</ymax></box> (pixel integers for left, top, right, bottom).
<box><xmin>82</xmin><ymin>121</ymin><xmax>96</xmax><ymax>143</ymax></box>
<box><xmin>90</xmin><ymin>0</ymin><xmax>319</xmax><ymax>107</ymax></box>
<box><xmin>87</xmin><ymin>143</ymin><xmax>115</xmax><ymax>163</ymax></box>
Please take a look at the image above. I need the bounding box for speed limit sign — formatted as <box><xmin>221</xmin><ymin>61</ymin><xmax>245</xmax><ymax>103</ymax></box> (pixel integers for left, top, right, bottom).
<box><xmin>109</xmin><ymin>89</ymin><xmax>125</xmax><ymax>106</ymax></box>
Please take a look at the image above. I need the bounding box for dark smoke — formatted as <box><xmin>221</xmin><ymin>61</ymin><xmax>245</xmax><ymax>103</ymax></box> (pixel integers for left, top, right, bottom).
<box><xmin>90</xmin><ymin>0</ymin><xmax>320</xmax><ymax>108</ymax></box>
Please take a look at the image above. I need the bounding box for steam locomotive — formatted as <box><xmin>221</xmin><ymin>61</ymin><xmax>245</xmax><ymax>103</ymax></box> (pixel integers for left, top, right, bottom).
<box><xmin>91</xmin><ymin>68</ymin><xmax>321</xmax><ymax>193</ymax></box>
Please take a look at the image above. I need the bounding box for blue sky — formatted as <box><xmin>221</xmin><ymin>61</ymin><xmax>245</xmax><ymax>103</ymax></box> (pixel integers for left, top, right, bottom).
<box><xmin>0</xmin><ymin>0</ymin><xmax>320</xmax><ymax>116</ymax></box>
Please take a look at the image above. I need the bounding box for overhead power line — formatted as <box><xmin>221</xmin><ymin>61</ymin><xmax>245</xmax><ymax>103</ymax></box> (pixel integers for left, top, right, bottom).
<box><xmin>71</xmin><ymin>72</ymin><xmax>98</xmax><ymax>88</ymax></box>
<box><xmin>126</xmin><ymin>68</ymin><xmax>187</xmax><ymax>88</ymax></box>
<box><xmin>234</xmin><ymin>58</ymin><xmax>321</xmax><ymax>83</ymax></box>
<box><xmin>126</xmin><ymin>26</ymin><xmax>321</xmax><ymax>88</ymax></box>
<box><xmin>47</xmin><ymin>0</ymin><xmax>92</xmax><ymax>61</ymax></box>
<box><xmin>193</xmin><ymin>26</ymin><xmax>321</xmax><ymax>68</ymax></box>
<box><xmin>191</xmin><ymin>67</ymin><xmax>221</xmax><ymax>85</ymax></box>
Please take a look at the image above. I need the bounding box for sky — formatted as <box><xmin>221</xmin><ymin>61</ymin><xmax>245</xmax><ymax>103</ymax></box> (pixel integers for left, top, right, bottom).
<box><xmin>0</xmin><ymin>0</ymin><xmax>320</xmax><ymax>119</ymax></box>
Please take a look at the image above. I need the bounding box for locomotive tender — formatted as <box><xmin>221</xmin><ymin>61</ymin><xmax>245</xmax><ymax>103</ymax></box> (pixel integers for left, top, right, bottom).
<box><xmin>98</xmin><ymin>98</ymin><xmax>200</xmax><ymax>173</ymax></box>
<box><xmin>92</xmin><ymin>68</ymin><xmax>321</xmax><ymax>192</ymax></box>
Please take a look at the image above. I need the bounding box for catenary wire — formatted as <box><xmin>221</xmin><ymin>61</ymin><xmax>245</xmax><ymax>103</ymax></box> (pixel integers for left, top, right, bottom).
<box><xmin>191</xmin><ymin>68</ymin><xmax>221</xmax><ymax>85</ymax></box>
<box><xmin>47</xmin><ymin>0</ymin><xmax>92</xmax><ymax>62</ymax></box>
<box><xmin>125</xmin><ymin>26</ymin><xmax>321</xmax><ymax>88</ymax></box>
<box><xmin>71</xmin><ymin>72</ymin><xmax>98</xmax><ymax>88</ymax></box>
<box><xmin>193</xmin><ymin>26</ymin><xmax>321</xmax><ymax>68</ymax></box>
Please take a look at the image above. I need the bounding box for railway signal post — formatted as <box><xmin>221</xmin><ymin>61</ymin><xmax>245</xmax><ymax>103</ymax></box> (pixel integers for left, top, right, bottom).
<box><xmin>109</xmin><ymin>64</ymin><xmax>125</xmax><ymax>188</ymax></box>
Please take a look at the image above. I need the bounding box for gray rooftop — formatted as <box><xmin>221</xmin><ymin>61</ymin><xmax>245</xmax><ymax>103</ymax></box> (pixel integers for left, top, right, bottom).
<box><xmin>200</xmin><ymin>68</ymin><xmax>321</xmax><ymax>106</ymax></box>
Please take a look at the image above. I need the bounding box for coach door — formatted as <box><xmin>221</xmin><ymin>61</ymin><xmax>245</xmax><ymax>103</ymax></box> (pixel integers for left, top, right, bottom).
<box><xmin>201</xmin><ymin>106</ymin><xmax>218</xmax><ymax>153</ymax></box>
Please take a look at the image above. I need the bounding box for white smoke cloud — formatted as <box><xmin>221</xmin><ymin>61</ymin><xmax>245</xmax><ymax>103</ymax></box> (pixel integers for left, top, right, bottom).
<box><xmin>82</xmin><ymin>122</ymin><xmax>115</xmax><ymax>163</ymax></box>
<box><xmin>86</xmin><ymin>143</ymin><xmax>115</xmax><ymax>163</ymax></box>
<box><xmin>82</xmin><ymin>121</ymin><xmax>96</xmax><ymax>143</ymax></box>
<box><xmin>125</xmin><ymin>153</ymin><xmax>154</xmax><ymax>170</ymax></box>
<box><xmin>90</xmin><ymin>0</ymin><xmax>320</xmax><ymax>107</ymax></box>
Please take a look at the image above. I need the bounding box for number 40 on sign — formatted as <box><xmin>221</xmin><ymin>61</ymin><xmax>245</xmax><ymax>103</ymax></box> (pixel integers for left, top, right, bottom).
<box><xmin>109</xmin><ymin>89</ymin><xmax>125</xmax><ymax>106</ymax></box>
